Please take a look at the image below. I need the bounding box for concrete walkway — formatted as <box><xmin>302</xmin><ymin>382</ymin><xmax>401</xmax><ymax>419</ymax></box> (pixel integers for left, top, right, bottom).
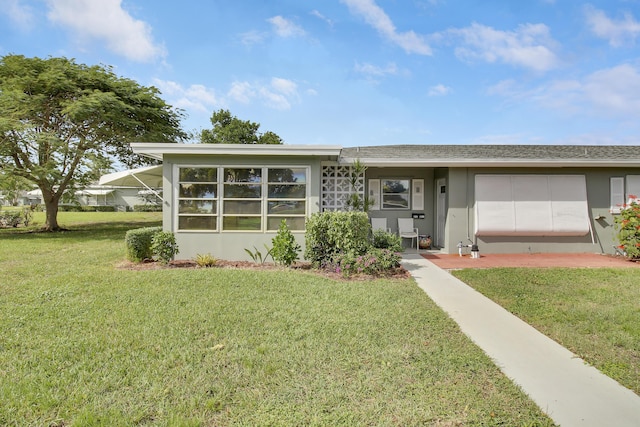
<box><xmin>401</xmin><ymin>254</ymin><xmax>640</xmax><ymax>427</ymax></box>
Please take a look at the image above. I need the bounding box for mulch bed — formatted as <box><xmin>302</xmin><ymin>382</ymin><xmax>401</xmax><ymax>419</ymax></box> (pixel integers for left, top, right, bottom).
<box><xmin>115</xmin><ymin>259</ymin><xmax>411</xmax><ymax>281</ymax></box>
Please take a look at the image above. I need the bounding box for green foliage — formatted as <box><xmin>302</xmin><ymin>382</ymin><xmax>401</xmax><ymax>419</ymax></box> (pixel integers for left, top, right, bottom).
<box><xmin>21</xmin><ymin>206</ymin><xmax>33</xmax><ymax>227</ymax></box>
<box><xmin>244</xmin><ymin>245</ymin><xmax>273</xmax><ymax>264</ymax></box>
<box><xmin>0</xmin><ymin>54</ymin><xmax>185</xmax><ymax>231</ymax></box>
<box><xmin>124</xmin><ymin>226</ymin><xmax>162</xmax><ymax>262</ymax></box>
<box><xmin>344</xmin><ymin>159</ymin><xmax>374</xmax><ymax>212</ymax></box>
<box><xmin>200</xmin><ymin>109</ymin><xmax>283</xmax><ymax>144</ymax></box>
<box><xmin>327</xmin><ymin>248</ymin><xmax>402</xmax><ymax>277</ymax></box>
<box><xmin>304</xmin><ymin>211</ymin><xmax>371</xmax><ymax>267</ymax></box>
<box><xmin>133</xmin><ymin>204</ymin><xmax>162</xmax><ymax>212</ymax></box>
<box><xmin>195</xmin><ymin>253</ymin><xmax>217</xmax><ymax>268</ymax></box>
<box><xmin>372</xmin><ymin>229</ymin><xmax>403</xmax><ymax>253</ymax></box>
<box><xmin>0</xmin><ymin>210</ymin><xmax>22</xmax><ymax>228</ymax></box>
<box><xmin>151</xmin><ymin>231</ymin><xmax>179</xmax><ymax>264</ymax></box>
<box><xmin>614</xmin><ymin>199</ymin><xmax>640</xmax><ymax>259</ymax></box>
<box><xmin>271</xmin><ymin>220</ymin><xmax>301</xmax><ymax>266</ymax></box>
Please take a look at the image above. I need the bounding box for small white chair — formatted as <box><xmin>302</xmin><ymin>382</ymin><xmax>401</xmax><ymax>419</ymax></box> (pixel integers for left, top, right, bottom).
<box><xmin>398</xmin><ymin>218</ymin><xmax>419</xmax><ymax>250</ymax></box>
<box><xmin>371</xmin><ymin>217</ymin><xmax>390</xmax><ymax>233</ymax></box>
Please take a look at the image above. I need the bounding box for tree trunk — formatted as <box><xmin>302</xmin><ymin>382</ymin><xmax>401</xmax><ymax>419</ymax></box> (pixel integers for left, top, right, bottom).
<box><xmin>43</xmin><ymin>196</ymin><xmax>62</xmax><ymax>231</ymax></box>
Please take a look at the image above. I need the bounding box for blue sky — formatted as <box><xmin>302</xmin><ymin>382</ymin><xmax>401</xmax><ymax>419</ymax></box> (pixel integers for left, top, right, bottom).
<box><xmin>1</xmin><ymin>0</ymin><xmax>640</xmax><ymax>147</ymax></box>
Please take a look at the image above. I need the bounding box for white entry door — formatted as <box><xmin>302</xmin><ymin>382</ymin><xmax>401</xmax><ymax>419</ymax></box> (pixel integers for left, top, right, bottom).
<box><xmin>436</xmin><ymin>178</ymin><xmax>446</xmax><ymax>248</ymax></box>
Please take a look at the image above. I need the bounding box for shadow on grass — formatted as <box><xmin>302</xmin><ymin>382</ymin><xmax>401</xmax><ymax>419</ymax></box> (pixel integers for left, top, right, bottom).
<box><xmin>0</xmin><ymin>221</ymin><xmax>161</xmax><ymax>243</ymax></box>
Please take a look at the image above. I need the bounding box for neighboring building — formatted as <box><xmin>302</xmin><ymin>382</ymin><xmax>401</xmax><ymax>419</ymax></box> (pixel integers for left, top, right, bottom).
<box><xmin>13</xmin><ymin>185</ymin><xmax>160</xmax><ymax>210</ymax></box>
<box><xmin>130</xmin><ymin>143</ymin><xmax>640</xmax><ymax>261</ymax></box>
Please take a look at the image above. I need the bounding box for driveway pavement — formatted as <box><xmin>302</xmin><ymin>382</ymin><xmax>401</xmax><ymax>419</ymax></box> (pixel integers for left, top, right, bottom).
<box><xmin>401</xmin><ymin>254</ymin><xmax>640</xmax><ymax>427</ymax></box>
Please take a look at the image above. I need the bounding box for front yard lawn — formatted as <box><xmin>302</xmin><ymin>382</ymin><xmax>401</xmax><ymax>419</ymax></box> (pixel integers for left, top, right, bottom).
<box><xmin>0</xmin><ymin>213</ymin><xmax>553</xmax><ymax>425</ymax></box>
<box><xmin>453</xmin><ymin>267</ymin><xmax>640</xmax><ymax>396</ymax></box>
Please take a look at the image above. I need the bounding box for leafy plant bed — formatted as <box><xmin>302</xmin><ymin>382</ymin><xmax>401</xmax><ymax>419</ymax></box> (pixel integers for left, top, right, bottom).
<box><xmin>116</xmin><ymin>259</ymin><xmax>412</xmax><ymax>280</ymax></box>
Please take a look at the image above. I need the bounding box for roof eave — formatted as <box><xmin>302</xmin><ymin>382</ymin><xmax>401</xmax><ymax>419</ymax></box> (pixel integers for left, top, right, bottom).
<box><xmin>131</xmin><ymin>142</ymin><xmax>343</xmax><ymax>160</ymax></box>
<box><xmin>339</xmin><ymin>158</ymin><xmax>640</xmax><ymax>168</ymax></box>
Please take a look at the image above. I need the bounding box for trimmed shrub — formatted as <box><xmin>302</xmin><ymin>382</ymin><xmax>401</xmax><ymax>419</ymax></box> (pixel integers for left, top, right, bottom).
<box><xmin>125</xmin><ymin>226</ymin><xmax>162</xmax><ymax>262</ymax></box>
<box><xmin>271</xmin><ymin>219</ymin><xmax>301</xmax><ymax>266</ymax></box>
<box><xmin>0</xmin><ymin>211</ymin><xmax>22</xmax><ymax>228</ymax></box>
<box><xmin>134</xmin><ymin>204</ymin><xmax>162</xmax><ymax>212</ymax></box>
<box><xmin>327</xmin><ymin>248</ymin><xmax>402</xmax><ymax>277</ymax></box>
<box><xmin>305</xmin><ymin>211</ymin><xmax>371</xmax><ymax>267</ymax></box>
<box><xmin>151</xmin><ymin>231</ymin><xmax>179</xmax><ymax>264</ymax></box>
<box><xmin>372</xmin><ymin>229</ymin><xmax>403</xmax><ymax>253</ymax></box>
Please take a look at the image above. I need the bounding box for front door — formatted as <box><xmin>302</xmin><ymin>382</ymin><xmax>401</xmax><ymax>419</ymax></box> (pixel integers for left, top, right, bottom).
<box><xmin>436</xmin><ymin>178</ymin><xmax>446</xmax><ymax>248</ymax></box>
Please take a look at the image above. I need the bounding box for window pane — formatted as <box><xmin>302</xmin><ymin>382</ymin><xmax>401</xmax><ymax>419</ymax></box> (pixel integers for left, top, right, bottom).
<box><xmin>179</xmin><ymin>216</ymin><xmax>216</xmax><ymax>230</ymax></box>
<box><xmin>267</xmin><ymin>216</ymin><xmax>305</xmax><ymax>231</ymax></box>
<box><xmin>180</xmin><ymin>167</ymin><xmax>217</xmax><ymax>182</ymax></box>
<box><xmin>268</xmin><ymin>168</ymin><xmax>306</xmax><ymax>183</ymax></box>
<box><xmin>223</xmin><ymin>216</ymin><xmax>261</xmax><ymax>230</ymax></box>
<box><xmin>179</xmin><ymin>200</ymin><xmax>216</xmax><ymax>214</ymax></box>
<box><xmin>268</xmin><ymin>184</ymin><xmax>306</xmax><ymax>198</ymax></box>
<box><xmin>268</xmin><ymin>201</ymin><xmax>305</xmax><ymax>214</ymax></box>
<box><xmin>224</xmin><ymin>200</ymin><xmax>261</xmax><ymax>215</ymax></box>
<box><xmin>382</xmin><ymin>180</ymin><xmax>410</xmax><ymax>194</ymax></box>
<box><xmin>224</xmin><ymin>184</ymin><xmax>261</xmax><ymax>198</ymax></box>
<box><xmin>180</xmin><ymin>183</ymin><xmax>216</xmax><ymax>198</ymax></box>
<box><xmin>383</xmin><ymin>194</ymin><xmax>409</xmax><ymax>209</ymax></box>
<box><xmin>224</xmin><ymin>168</ymin><xmax>261</xmax><ymax>183</ymax></box>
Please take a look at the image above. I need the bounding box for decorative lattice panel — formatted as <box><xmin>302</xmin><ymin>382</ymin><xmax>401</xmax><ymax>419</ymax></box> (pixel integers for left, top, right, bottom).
<box><xmin>321</xmin><ymin>164</ymin><xmax>364</xmax><ymax>211</ymax></box>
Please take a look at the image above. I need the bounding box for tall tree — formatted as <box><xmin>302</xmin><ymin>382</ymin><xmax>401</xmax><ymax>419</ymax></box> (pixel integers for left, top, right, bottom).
<box><xmin>200</xmin><ymin>109</ymin><xmax>283</xmax><ymax>144</ymax></box>
<box><xmin>0</xmin><ymin>55</ymin><xmax>186</xmax><ymax>231</ymax></box>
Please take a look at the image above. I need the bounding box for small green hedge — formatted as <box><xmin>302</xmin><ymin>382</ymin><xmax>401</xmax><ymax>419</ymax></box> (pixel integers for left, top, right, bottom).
<box><xmin>133</xmin><ymin>205</ymin><xmax>162</xmax><ymax>212</ymax></box>
<box><xmin>305</xmin><ymin>211</ymin><xmax>370</xmax><ymax>267</ymax></box>
<box><xmin>58</xmin><ymin>205</ymin><xmax>116</xmax><ymax>212</ymax></box>
<box><xmin>125</xmin><ymin>226</ymin><xmax>163</xmax><ymax>262</ymax></box>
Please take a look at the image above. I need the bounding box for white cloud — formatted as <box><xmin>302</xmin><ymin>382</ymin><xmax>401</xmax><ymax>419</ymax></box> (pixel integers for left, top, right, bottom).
<box><xmin>340</xmin><ymin>0</ymin><xmax>432</xmax><ymax>55</ymax></box>
<box><xmin>489</xmin><ymin>64</ymin><xmax>640</xmax><ymax>119</ymax></box>
<box><xmin>311</xmin><ymin>10</ymin><xmax>333</xmax><ymax>27</ymax></box>
<box><xmin>584</xmin><ymin>5</ymin><xmax>640</xmax><ymax>47</ymax></box>
<box><xmin>239</xmin><ymin>30</ymin><xmax>267</xmax><ymax>46</ymax></box>
<box><xmin>428</xmin><ymin>84</ymin><xmax>452</xmax><ymax>96</ymax></box>
<box><xmin>1</xmin><ymin>0</ymin><xmax>35</xmax><ymax>30</ymax></box>
<box><xmin>449</xmin><ymin>22</ymin><xmax>559</xmax><ymax>72</ymax></box>
<box><xmin>153</xmin><ymin>79</ymin><xmax>220</xmax><ymax>113</ymax></box>
<box><xmin>267</xmin><ymin>15</ymin><xmax>306</xmax><ymax>38</ymax></box>
<box><xmin>46</xmin><ymin>0</ymin><xmax>165</xmax><ymax>62</ymax></box>
<box><xmin>354</xmin><ymin>61</ymin><xmax>399</xmax><ymax>77</ymax></box>
<box><xmin>228</xmin><ymin>78</ymin><xmax>300</xmax><ymax>110</ymax></box>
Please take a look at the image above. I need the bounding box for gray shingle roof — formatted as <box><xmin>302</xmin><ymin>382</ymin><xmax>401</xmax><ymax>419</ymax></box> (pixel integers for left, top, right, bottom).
<box><xmin>340</xmin><ymin>145</ymin><xmax>640</xmax><ymax>165</ymax></box>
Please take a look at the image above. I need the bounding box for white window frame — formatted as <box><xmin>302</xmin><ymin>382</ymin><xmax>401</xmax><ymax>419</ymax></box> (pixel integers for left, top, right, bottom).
<box><xmin>380</xmin><ymin>178</ymin><xmax>411</xmax><ymax>210</ymax></box>
<box><xmin>175</xmin><ymin>165</ymin><xmax>219</xmax><ymax>232</ymax></box>
<box><xmin>174</xmin><ymin>165</ymin><xmax>309</xmax><ymax>233</ymax></box>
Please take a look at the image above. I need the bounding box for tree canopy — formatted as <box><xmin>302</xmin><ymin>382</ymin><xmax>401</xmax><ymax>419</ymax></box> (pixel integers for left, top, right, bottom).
<box><xmin>200</xmin><ymin>109</ymin><xmax>283</xmax><ymax>144</ymax></box>
<box><xmin>0</xmin><ymin>55</ymin><xmax>186</xmax><ymax>231</ymax></box>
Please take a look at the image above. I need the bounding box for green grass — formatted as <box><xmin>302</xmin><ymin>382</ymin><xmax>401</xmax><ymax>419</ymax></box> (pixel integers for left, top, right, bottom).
<box><xmin>453</xmin><ymin>268</ymin><xmax>640</xmax><ymax>396</ymax></box>
<box><xmin>1</xmin><ymin>213</ymin><xmax>554</xmax><ymax>426</ymax></box>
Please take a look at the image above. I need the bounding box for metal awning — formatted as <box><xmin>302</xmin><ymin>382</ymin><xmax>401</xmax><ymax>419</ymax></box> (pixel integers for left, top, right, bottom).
<box><xmin>99</xmin><ymin>165</ymin><xmax>163</xmax><ymax>201</ymax></box>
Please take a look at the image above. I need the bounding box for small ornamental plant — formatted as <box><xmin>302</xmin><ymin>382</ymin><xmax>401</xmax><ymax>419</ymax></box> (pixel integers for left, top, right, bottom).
<box><xmin>151</xmin><ymin>231</ymin><xmax>179</xmax><ymax>264</ymax></box>
<box><xmin>271</xmin><ymin>220</ymin><xmax>301</xmax><ymax>267</ymax></box>
<box><xmin>614</xmin><ymin>196</ymin><xmax>640</xmax><ymax>259</ymax></box>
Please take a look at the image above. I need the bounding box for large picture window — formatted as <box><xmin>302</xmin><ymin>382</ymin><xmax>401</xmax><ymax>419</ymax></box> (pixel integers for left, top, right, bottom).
<box><xmin>177</xmin><ymin>167</ymin><xmax>218</xmax><ymax>230</ymax></box>
<box><xmin>177</xmin><ymin>166</ymin><xmax>307</xmax><ymax>232</ymax></box>
<box><xmin>381</xmin><ymin>179</ymin><xmax>410</xmax><ymax>209</ymax></box>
